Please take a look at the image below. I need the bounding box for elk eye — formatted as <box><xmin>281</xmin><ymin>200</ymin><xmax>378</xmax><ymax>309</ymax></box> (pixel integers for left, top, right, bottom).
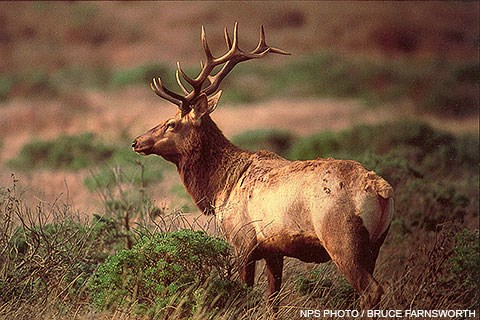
<box><xmin>166</xmin><ymin>121</ymin><xmax>176</xmax><ymax>131</ymax></box>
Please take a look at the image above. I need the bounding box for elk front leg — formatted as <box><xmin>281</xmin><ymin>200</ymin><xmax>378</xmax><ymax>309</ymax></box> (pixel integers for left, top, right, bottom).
<box><xmin>265</xmin><ymin>254</ymin><xmax>284</xmax><ymax>313</ymax></box>
<box><xmin>239</xmin><ymin>257</ymin><xmax>256</xmax><ymax>287</ymax></box>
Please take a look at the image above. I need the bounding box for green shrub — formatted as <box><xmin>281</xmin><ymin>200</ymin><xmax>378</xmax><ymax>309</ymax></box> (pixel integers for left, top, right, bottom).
<box><xmin>88</xmin><ymin>230</ymin><xmax>245</xmax><ymax>317</ymax></box>
<box><xmin>287</xmin><ymin>121</ymin><xmax>457</xmax><ymax>161</ymax></box>
<box><xmin>8</xmin><ymin>132</ymin><xmax>115</xmax><ymax>171</ymax></box>
<box><xmin>449</xmin><ymin>229</ymin><xmax>480</xmax><ymax>298</ymax></box>
<box><xmin>287</xmin><ymin>130</ymin><xmax>340</xmax><ymax>161</ymax></box>
<box><xmin>232</xmin><ymin>129</ymin><xmax>295</xmax><ymax>156</ymax></box>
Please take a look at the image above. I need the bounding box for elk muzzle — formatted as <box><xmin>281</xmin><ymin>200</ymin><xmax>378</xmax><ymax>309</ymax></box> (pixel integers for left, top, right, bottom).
<box><xmin>132</xmin><ymin>136</ymin><xmax>153</xmax><ymax>155</ymax></box>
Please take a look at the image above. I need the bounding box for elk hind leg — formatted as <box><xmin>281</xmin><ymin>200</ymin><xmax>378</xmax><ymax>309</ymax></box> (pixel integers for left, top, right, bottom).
<box><xmin>341</xmin><ymin>261</ymin><xmax>383</xmax><ymax>309</ymax></box>
<box><xmin>323</xmin><ymin>219</ymin><xmax>384</xmax><ymax>309</ymax></box>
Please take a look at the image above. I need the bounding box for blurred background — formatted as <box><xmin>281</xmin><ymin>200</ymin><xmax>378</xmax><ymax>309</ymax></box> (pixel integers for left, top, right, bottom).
<box><xmin>0</xmin><ymin>2</ymin><xmax>478</xmax><ymax>319</ymax></box>
<box><xmin>0</xmin><ymin>1</ymin><xmax>478</xmax><ymax>211</ymax></box>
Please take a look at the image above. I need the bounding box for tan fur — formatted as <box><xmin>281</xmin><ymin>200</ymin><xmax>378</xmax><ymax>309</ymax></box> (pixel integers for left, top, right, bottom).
<box><xmin>133</xmin><ymin>96</ymin><xmax>394</xmax><ymax>311</ymax></box>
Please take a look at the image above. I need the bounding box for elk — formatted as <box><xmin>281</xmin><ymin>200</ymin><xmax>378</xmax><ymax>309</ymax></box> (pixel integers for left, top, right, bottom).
<box><xmin>132</xmin><ymin>23</ymin><xmax>394</xmax><ymax>312</ymax></box>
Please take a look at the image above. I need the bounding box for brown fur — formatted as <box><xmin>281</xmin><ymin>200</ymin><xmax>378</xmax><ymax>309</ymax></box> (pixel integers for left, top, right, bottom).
<box><xmin>133</xmin><ymin>94</ymin><xmax>394</xmax><ymax>312</ymax></box>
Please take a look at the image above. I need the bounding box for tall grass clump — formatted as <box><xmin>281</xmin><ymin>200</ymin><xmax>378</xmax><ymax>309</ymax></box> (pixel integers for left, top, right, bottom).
<box><xmin>0</xmin><ymin>165</ymin><xmax>250</xmax><ymax>319</ymax></box>
<box><xmin>294</xmin><ymin>263</ymin><xmax>356</xmax><ymax>309</ymax></box>
<box><xmin>382</xmin><ymin>224</ymin><xmax>479</xmax><ymax>311</ymax></box>
<box><xmin>0</xmin><ymin>176</ymin><xmax>122</xmax><ymax>319</ymax></box>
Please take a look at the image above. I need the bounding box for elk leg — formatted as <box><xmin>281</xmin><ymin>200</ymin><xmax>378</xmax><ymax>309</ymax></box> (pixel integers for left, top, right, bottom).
<box><xmin>239</xmin><ymin>258</ymin><xmax>256</xmax><ymax>287</ymax></box>
<box><xmin>337</xmin><ymin>259</ymin><xmax>383</xmax><ymax>309</ymax></box>
<box><xmin>265</xmin><ymin>254</ymin><xmax>284</xmax><ymax>313</ymax></box>
<box><xmin>322</xmin><ymin>215</ymin><xmax>384</xmax><ymax>309</ymax></box>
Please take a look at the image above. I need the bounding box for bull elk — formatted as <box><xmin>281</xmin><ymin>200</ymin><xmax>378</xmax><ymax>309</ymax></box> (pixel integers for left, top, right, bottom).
<box><xmin>132</xmin><ymin>23</ymin><xmax>394</xmax><ymax>312</ymax></box>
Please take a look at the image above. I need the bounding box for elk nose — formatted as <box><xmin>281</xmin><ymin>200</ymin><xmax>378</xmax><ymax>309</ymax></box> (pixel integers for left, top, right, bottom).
<box><xmin>131</xmin><ymin>140</ymin><xmax>138</xmax><ymax>149</ymax></box>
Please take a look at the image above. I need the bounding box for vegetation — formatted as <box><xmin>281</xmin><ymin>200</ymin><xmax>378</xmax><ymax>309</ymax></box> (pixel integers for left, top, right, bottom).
<box><xmin>1</xmin><ymin>120</ymin><xmax>478</xmax><ymax>319</ymax></box>
<box><xmin>7</xmin><ymin>133</ymin><xmax>115</xmax><ymax>171</ymax></box>
<box><xmin>232</xmin><ymin>128</ymin><xmax>295</xmax><ymax>156</ymax></box>
<box><xmin>1</xmin><ymin>2</ymin><xmax>477</xmax><ymax>318</ymax></box>
<box><xmin>0</xmin><ymin>178</ymin><xmax>122</xmax><ymax>318</ymax></box>
<box><xmin>83</xmin><ymin>146</ymin><xmax>166</xmax><ymax>192</ymax></box>
<box><xmin>2</xmin><ymin>54</ymin><xmax>478</xmax><ymax>118</ymax></box>
<box><xmin>7</xmin><ymin>133</ymin><xmax>166</xmax><ymax>192</ymax></box>
<box><xmin>88</xmin><ymin>229</ymin><xmax>246</xmax><ymax>318</ymax></box>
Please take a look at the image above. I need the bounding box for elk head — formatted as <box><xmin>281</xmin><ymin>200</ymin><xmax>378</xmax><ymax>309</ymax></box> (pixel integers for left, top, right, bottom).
<box><xmin>132</xmin><ymin>23</ymin><xmax>289</xmax><ymax>164</ymax></box>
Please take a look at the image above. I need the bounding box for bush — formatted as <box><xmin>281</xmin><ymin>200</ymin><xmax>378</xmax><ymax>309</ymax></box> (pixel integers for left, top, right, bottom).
<box><xmin>287</xmin><ymin>121</ymin><xmax>457</xmax><ymax>161</ymax></box>
<box><xmin>449</xmin><ymin>228</ymin><xmax>480</xmax><ymax>298</ymax></box>
<box><xmin>88</xmin><ymin>229</ymin><xmax>245</xmax><ymax>317</ymax></box>
<box><xmin>8</xmin><ymin>132</ymin><xmax>115</xmax><ymax>171</ymax></box>
<box><xmin>232</xmin><ymin>129</ymin><xmax>295</xmax><ymax>156</ymax></box>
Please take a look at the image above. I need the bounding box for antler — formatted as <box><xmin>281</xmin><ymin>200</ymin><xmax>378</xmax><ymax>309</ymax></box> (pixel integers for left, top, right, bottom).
<box><xmin>151</xmin><ymin>22</ymin><xmax>290</xmax><ymax>114</ymax></box>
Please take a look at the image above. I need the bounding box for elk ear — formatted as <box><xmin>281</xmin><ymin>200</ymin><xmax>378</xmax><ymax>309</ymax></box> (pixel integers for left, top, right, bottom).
<box><xmin>191</xmin><ymin>91</ymin><xmax>222</xmax><ymax>124</ymax></box>
<box><xmin>207</xmin><ymin>90</ymin><xmax>222</xmax><ymax>114</ymax></box>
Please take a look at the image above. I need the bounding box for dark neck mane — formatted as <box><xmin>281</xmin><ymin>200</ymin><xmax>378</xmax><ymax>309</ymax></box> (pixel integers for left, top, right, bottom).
<box><xmin>177</xmin><ymin>116</ymin><xmax>252</xmax><ymax>214</ymax></box>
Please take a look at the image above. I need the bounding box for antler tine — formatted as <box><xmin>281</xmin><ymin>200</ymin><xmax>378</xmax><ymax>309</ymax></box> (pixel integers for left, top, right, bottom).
<box><xmin>253</xmin><ymin>25</ymin><xmax>291</xmax><ymax>56</ymax></box>
<box><xmin>224</xmin><ymin>26</ymin><xmax>232</xmax><ymax>49</ymax></box>
<box><xmin>150</xmin><ymin>23</ymin><xmax>289</xmax><ymax>111</ymax></box>
<box><xmin>202</xmin><ymin>62</ymin><xmax>236</xmax><ymax>96</ymax></box>
<box><xmin>254</xmin><ymin>25</ymin><xmax>268</xmax><ymax>54</ymax></box>
<box><xmin>201</xmin><ymin>26</ymin><xmax>214</xmax><ymax>63</ymax></box>
<box><xmin>198</xmin><ymin>23</ymin><xmax>290</xmax><ymax>96</ymax></box>
<box><xmin>151</xmin><ymin>78</ymin><xmax>188</xmax><ymax>109</ymax></box>
<box><xmin>231</xmin><ymin>22</ymin><xmax>240</xmax><ymax>54</ymax></box>
<box><xmin>176</xmin><ymin>61</ymin><xmax>197</xmax><ymax>89</ymax></box>
<box><xmin>175</xmin><ymin>69</ymin><xmax>190</xmax><ymax>95</ymax></box>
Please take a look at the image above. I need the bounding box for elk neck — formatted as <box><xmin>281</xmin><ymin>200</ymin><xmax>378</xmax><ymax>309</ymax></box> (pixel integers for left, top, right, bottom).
<box><xmin>177</xmin><ymin>115</ymin><xmax>252</xmax><ymax>215</ymax></box>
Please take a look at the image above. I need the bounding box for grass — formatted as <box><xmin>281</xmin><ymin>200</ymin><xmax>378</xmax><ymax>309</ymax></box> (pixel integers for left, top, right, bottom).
<box><xmin>1</xmin><ymin>120</ymin><xmax>478</xmax><ymax>319</ymax></box>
